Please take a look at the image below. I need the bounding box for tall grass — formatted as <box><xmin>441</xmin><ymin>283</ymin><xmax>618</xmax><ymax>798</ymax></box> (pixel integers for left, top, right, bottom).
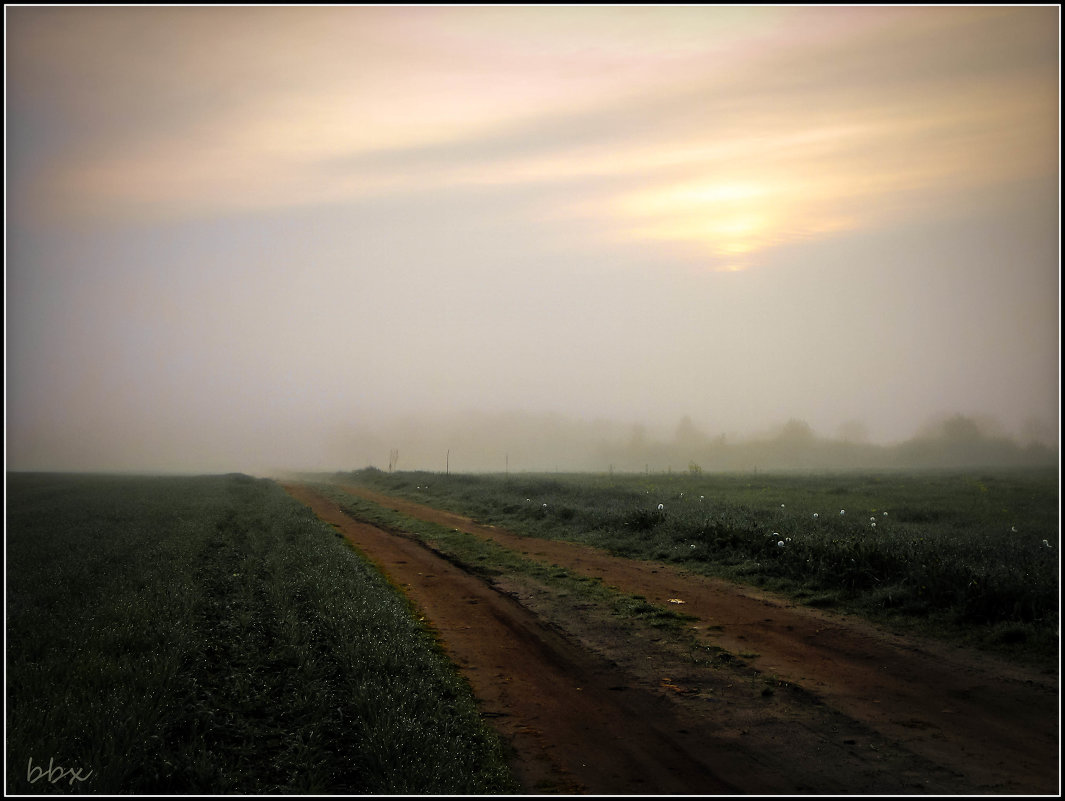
<box><xmin>6</xmin><ymin>473</ymin><xmax>515</xmax><ymax>794</ymax></box>
<box><xmin>340</xmin><ymin>468</ymin><xmax>1059</xmax><ymax>663</ymax></box>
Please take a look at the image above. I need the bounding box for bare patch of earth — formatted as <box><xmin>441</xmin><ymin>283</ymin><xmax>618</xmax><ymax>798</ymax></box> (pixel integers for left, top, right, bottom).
<box><xmin>284</xmin><ymin>482</ymin><xmax>1059</xmax><ymax>795</ymax></box>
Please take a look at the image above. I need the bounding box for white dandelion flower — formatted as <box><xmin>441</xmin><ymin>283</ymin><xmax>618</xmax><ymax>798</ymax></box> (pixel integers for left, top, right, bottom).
<box><xmin>840</xmin><ymin>509</ymin><xmax>845</xmax><ymax>516</ymax></box>
<box><xmin>813</xmin><ymin>513</ymin><xmax>819</xmax><ymax>519</ymax></box>
<box><xmin>777</xmin><ymin>540</ymin><xmax>785</xmax><ymax>548</ymax></box>
<box><xmin>658</xmin><ymin>503</ymin><xmax>665</xmax><ymax>511</ymax></box>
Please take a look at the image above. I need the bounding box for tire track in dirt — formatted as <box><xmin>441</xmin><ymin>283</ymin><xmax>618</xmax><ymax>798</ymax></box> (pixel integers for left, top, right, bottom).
<box><xmin>283</xmin><ymin>483</ymin><xmax>742</xmax><ymax>794</ymax></box>
<box><xmin>335</xmin><ymin>483</ymin><xmax>1060</xmax><ymax>795</ymax></box>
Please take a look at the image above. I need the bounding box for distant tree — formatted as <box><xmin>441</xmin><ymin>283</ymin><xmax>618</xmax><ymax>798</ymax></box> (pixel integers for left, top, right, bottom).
<box><xmin>837</xmin><ymin>419</ymin><xmax>869</xmax><ymax>444</ymax></box>
<box><xmin>777</xmin><ymin>419</ymin><xmax>815</xmax><ymax>443</ymax></box>
<box><xmin>1021</xmin><ymin>416</ymin><xmax>1053</xmax><ymax>448</ymax></box>
<box><xmin>674</xmin><ymin>415</ymin><xmax>707</xmax><ymax>444</ymax></box>
<box><xmin>688</xmin><ymin>461</ymin><xmax>702</xmax><ymax>476</ymax></box>
<box><xmin>940</xmin><ymin>415</ymin><xmax>982</xmax><ymax>443</ymax></box>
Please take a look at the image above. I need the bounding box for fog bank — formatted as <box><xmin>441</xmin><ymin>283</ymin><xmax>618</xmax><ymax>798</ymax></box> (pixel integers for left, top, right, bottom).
<box><xmin>330</xmin><ymin>411</ymin><xmax>1057</xmax><ymax>476</ymax></box>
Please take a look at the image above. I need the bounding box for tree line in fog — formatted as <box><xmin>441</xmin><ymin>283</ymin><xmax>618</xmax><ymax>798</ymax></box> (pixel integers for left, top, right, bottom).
<box><xmin>342</xmin><ymin>412</ymin><xmax>1057</xmax><ymax>474</ymax></box>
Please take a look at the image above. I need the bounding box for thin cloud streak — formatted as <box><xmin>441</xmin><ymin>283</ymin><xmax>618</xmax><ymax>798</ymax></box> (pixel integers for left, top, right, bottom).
<box><xmin>12</xmin><ymin>7</ymin><xmax>1055</xmax><ymax>241</ymax></box>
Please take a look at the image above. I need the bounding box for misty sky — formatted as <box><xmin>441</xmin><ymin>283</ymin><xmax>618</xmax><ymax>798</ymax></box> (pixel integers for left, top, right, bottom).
<box><xmin>5</xmin><ymin>6</ymin><xmax>1060</xmax><ymax>474</ymax></box>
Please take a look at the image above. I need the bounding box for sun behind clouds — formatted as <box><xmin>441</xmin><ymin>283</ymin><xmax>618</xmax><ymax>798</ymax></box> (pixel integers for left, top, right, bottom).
<box><xmin>615</xmin><ymin>180</ymin><xmax>778</xmax><ymax>270</ymax></box>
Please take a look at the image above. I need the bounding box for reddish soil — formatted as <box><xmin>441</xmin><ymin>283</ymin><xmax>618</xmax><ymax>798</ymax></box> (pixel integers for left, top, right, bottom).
<box><xmin>283</xmin><ymin>482</ymin><xmax>1059</xmax><ymax>795</ymax></box>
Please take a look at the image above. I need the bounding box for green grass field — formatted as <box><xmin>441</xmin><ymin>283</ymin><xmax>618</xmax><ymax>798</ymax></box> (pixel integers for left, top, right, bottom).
<box><xmin>7</xmin><ymin>467</ymin><xmax>1057</xmax><ymax>794</ymax></box>
<box><xmin>339</xmin><ymin>467</ymin><xmax>1060</xmax><ymax>665</ymax></box>
<box><xmin>5</xmin><ymin>473</ymin><xmax>515</xmax><ymax>795</ymax></box>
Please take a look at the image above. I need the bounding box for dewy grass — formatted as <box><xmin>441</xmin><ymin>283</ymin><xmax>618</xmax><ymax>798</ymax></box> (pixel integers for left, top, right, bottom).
<box><xmin>307</xmin><ymin>482</ymin><xmax>698</xmax><ymax>636</ymax></box>
<box><xmin>6</xmin><ymin>473</ymin><xmax>515</xmax><ymax>795</ymax></box>
<box><xmin>334</xmin><ymin>467</ymin><xmax>1059</xmax><ymax>665</ymax></box>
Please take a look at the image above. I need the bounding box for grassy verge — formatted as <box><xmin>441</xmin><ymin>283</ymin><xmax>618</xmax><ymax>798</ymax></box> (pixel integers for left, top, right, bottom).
<box><xmin>307</xmin><ymin>481</ymin><xmax>698</xmax><ymax>637</ymax></box>
<box><xmin>330</xmin><ymin>468</ymin><xmax>1060</xmax><ymax>667</ymax></box>
<box><xmin>6</xmin><ymin>473</ymin><xmax>515</xmax><ymax>795</ymax></box>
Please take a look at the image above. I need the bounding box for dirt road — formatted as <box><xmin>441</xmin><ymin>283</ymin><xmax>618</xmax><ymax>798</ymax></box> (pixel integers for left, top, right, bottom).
<box><xmin>283</xmin><ymin>482</ymin><xmax>1059</xmax><ymax>795</ymax></box>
